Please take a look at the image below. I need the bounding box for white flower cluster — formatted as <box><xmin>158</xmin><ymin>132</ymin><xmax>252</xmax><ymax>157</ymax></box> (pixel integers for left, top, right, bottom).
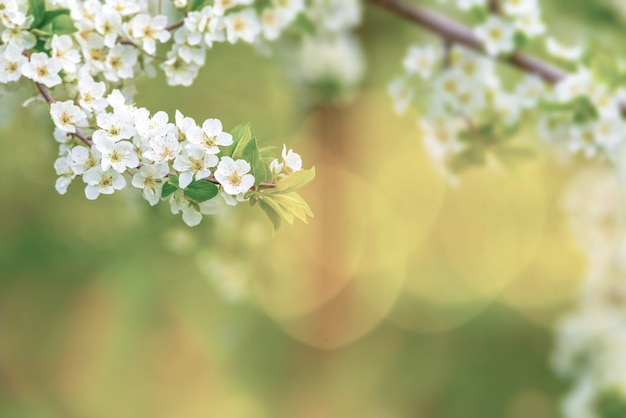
<box><xmin>554</xmin><ymin>167</ymin><xmax>626</xmax><ymax>418</ymax></box>
<box><xmin>29</xmin><ymin>0</ymin><xmax>307</xmax><ymax>88</ymax></box>
<box><xmin>285</xmin><ymin>0</ymin><xmax>365</xmax><ymax>101</ymax></box>
<box><xmin>389</xmin><ymin>0</ymin><xmax>626</xmax><ymax>181</ymax></box>
<box><xmin>0</xmin><ymin>0</ymin><xmax>313</xmax><ymax>227</ymax></box>
<box><xmin>51</xmin><ymin>88</ymin><xmax>304</xmax><ymax>226</ymax></box>
<box><xmin>389</xmin><ymin>44</ymin><xmax>546</xmax><ymax>181</ymax></box>
<box><xmin>539</xmin><ymin>68</ymin><xmax>626</xmax><ymax>158</ymax></box>
<box><xmin>437</xmin><ymin>0</ymin><xmax>545</xmax><ymax>55</ymax></box>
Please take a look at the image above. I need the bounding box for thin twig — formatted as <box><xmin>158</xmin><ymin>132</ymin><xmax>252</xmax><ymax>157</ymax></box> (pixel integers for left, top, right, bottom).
<box><xmin>165</xmin><ymin>21</ymin><xmax>184</xmax><ymax>31</ymax></box>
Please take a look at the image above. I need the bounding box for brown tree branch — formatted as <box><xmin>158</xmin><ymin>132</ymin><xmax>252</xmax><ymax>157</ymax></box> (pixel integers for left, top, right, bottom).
<box><xmin>371</xmin><ymin>0</ymin><xmax>565</xmax><ymax>83</ymax></box>
<box><xmin>371</xmin><ymin>0</ymin><xmax>626</xmax><ymax>115</ymax></box>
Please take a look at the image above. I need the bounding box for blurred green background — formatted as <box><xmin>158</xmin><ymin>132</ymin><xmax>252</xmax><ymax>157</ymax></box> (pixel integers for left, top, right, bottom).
<box><xmin>2</xmin><ymin>1</ymin><xmax>624</xmax><ymax>416</ymax></box>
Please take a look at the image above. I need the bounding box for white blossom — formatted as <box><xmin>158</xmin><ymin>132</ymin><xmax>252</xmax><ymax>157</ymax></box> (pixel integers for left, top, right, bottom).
<box><xmin>403</xmin><ymin>45</ymin><xmax>439</xmax><ymax>79</ymax></box>
<box><xmin>516</xmin><ymin>75</ymin><xmax>545</xmax><ymax>108</ymax></box>
<box><xmin>546</xmin><ymin>37</ymin><xmax>583</xmax><ymax>61</ymax></box>
<box><xmin>54</xmin><ymin>154</ymin><xmax>75</xmax><ymax>195</ymax></box>
<box><xmin>50</xmin><ymin>100</ymin><xmax>88</xmax><ymax>133</ymax></box>
<box><xmin>143</xmin><ymin>131</ymin><xmax>181</xmax><ymax>163</ymax></box>
<box><xmin>186</xmin><ymin>118</ymin><xmax>233</xmax><ymax>154</ymax></box>
<box><xmin>70</xmin><ymin>146</ymin><xmax>101</xmax><ymax>175</ymax></box>
<box><xmin>260</xmin><ymin>9</ymin><xmax>287</xmax><ymax>41</ymax></box>
<box><xmin>474</xmin><ymin>16</ymin><xmax>516</xmax><ymax>56</ymax></box>
<box><xmin>103</xmin><ymin>45</ymin><xmax>138</xmax><ymax>81</ymax></box>
<box><xmin>161</xmin><ymin>52</ymin><xmax>200</xmax><ymax>87</ymax></box>
<box><xmin>175</xmin><ymin>110</ymin><xmax>197</xmax><ymax>141</ymax></box>
<box><xmin>169</xmin><ymin>190</ymin><xmax>219</xmax><ymax>226</ymax></box>
<box><xmin>1</xmin><ymin>15</ymin><xmax>36</xmax><ymax>49</ymax></box>
<box><xmin>281</xmin><ymin>144</ymin><xmax>302</xmax><ymax>173</ymax></box>
<box><xmin>129</xmin><ymin>14</ymin><xmax>171</xmax><ymax>55</ymax></box>
<box><xmin>95</xmin><ymin>138</ymin><xmax>139</xmax><ymax>173</ymax></box>
<box><xmin>21</xmin><ymin>53</ymin><xmax>63</xmax><ymax>88</ymax></box>
<box><xmin>83</xmin><ymin>166</ymin><xmax>127</xmax><ymax>199</ymax></box>
<box><xmin>456</xmin><ymin>0</ymin><xmax>486</xmax><ymax>10</ymax></box>
<box><xmin>172</xmin><ymin>144</ymin><xmax>218</xmax><ymax>188</ymax></box>
<box><xmin>224</xmin><ymin>9</ymin><xmax>261</xmax><ymax>44</ymax></box>
<box><xmin>104</xmin><ymin>0</ymin><xmax>141</xmax><ymax>16</ymax></box>
<box><xmin>388</xmin><ymin>76</ymin><xmax>414</xmax><ymax>115</ymax></box>
<box><xmin>135</xmin><ymin>110</ymin><xmax>169</xmax><ymax>139</ymax></box>
<box><xmin>132</xmin><ymin>163</ymin><xmax>169</xmax><ymax>205</ymax></box>
<box><xmin>51</xmin><ymin>35</ymin><xmax>81</xmax><ymax>73</ymax></box>
<box><xmin>0</xmin><ymin>43</ymin><xmax>26</xmax><ymax>83</ymax></box>
<box><xmin>77</xmin><ymin>75</ymin><xmax>108</xmax><ymax>112</ymax></box>
<box><xmin>94</xmin><ymin>10</ymin><xmax>122</xmax><ymax>47</ymax></box>
<box><xmin>502</xmin><ymin>0</ymin><xmax>538</xmax><ymax>16</ymax></box>
<box><xmin>92</xmin><ymin>109</ymin><xmax>136</xmax><ymax>143</ymax></box>
<box><xmin>515</xmin><ymin>12</ymin><xmax>545</xmax><ymax>37</ymax></box>
<box><xmin>214</xmin><ymin>156</ymin><xmax>255</xmax><ymax>195</ymax></box>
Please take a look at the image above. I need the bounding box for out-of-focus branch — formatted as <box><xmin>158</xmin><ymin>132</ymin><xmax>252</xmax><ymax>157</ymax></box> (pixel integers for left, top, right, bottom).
<box><xmin>371</xmin><ymin>0</ymin><xmax>626</xmax><ymax>115</ymax></box>
<box><xmin>370</xmin><ymin>0</ymin><xmax>565</xmax><ymax>83</ymax></box>
<box><xmin>488</xmin><ymin>0</ymin><xmax>501</xmax><ymax>14</ymax></box>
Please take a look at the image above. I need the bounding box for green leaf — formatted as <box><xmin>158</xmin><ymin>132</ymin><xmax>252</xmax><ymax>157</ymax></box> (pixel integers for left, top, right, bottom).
<box><xmin>184</xmin><ymin>180</ymin><xmax>218</xmax><ymax>202</ymax></box>
<box><xmin>271</xmin><ymin>192</ymin><xmax>314</xmax><ymax>224</ymax></box>
<box><xmin>469</xmin><ymin>6</ymin><xmax>488</xmax><ymax>23</ymax></box>
<box><xmin>258</xmin><ymin>199</ymin><xmax>282</xmax><ymax>231</ymax></box>
<box><xmin>241</xmin><ymin>137</ymin><xmax>272</xmax><ymax>186</ymax></box>
<box><xmin>49</xmin><ymin>14</ymin><xmax>77</xmax><ymax>35</ymax></box>
<box><xmin>262</xmin><ymin>196</ymin><xmax>294</xmax><ymax>224</ymax></box>
<box><xmin>271</xmin><ymin>167</ymin><xmax>316</xmax><ymax>194</ymax></box>
<box><xmin>595</xmin><ymin>387</ymin><xmax>626</xmax><ymax>418</ymax></box>
<box><xmin>241</xmin><ymin>137</ymin><xmax>260</xmax><ymax>171</ymax></box>
<box><xmin>29</xmin><ymin>0</ymin><xmax>46</xmax><ymax>28</ymax></box>
<box><xmin>292</xmin><ymin>13</ymin><xmax>316</xmax><ymax>36</ymax></box>
<box><xmin>252</xmin><ymin>0</ymin><xmax>272</xmax><ymax>12</ymax></box>
<box><xmin>190</xmin><ymin>0</ymin><xmax>206</xmax><ymax>11</ymax></box>
<box><xmin>31</xmin><ymin>29</ymin><xmax>52</xmax><ymax>39</ymax></box>
<box><xmin>227</xmin><ymin>123</ymin><xmax>253</xmax><ymax>159</ymax></box>
<box><xmin>39</xmin><ymin>8</ymin><xmax>70</xmax><ymax>27</ymax></box>
<box><xmin>161</xmin><ymin>182</ymin><xmax>178</xmax><ymax>198</ymax></box>
<box><xmin>513</xmin><ymin>32</ymin><xmax>527</xmax><ymax>49</ymax></box>
<box><xmin>540</xmin><ymin>96</ymin><xmax>598</xmax><ymax>122</ymax></box>
<box><xmin>258</xmin><ymin>193</ymin><xmax>313</xmax><ymax>228</ymax></box>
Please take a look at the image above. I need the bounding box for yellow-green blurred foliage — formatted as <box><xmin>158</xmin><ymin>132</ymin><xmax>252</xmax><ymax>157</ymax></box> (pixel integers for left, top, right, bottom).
<box><xmin>4</xmin><ymin>1</ymin><xmax>625</xmax><ymax>416</ymax></box>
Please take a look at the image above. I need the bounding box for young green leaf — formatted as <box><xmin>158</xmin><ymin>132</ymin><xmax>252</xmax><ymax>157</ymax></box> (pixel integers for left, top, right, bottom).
<box><xmin>228</xmin><ymin>123</ymin><xmax>253</xmax><ymax>159</ymax></box>
<box><xmin>184</xmin><ymin>180</ymin><xmax>219</xmax><ymax>202</ymax></box>
<box><xmin>258</xmin><ymin>199</ymin><xmax>282</xmax><ymax>231</ymax></box>
<box><xmin>49</xmin><ymin>14</ymin><xmax>77</xmax><ymax>35</ymax></box>
<box><xmin>292</xmin><ymin>13</ymin><xmax>316</xmax><ymax>36</ymax></box>
<box><xmin>241</xmin><ymin>137</ymin><xmax>272</xmax><ymax>185</ymax></box>
<box><xmin>271</xmin><ymin>167</ymin><xmax>316</xmax><ymax>194</ymax></box>
<box><xmin>270</xmin><ymin>192</ymin><xmax>314</xmax><ymax>224</ymax></box>
<box><xmin>161</xmin><ymin>181</ymin><xmax>178</xmax><ymax>198</ymax></box>
<box><xmin>29</xmin><ymin>0</ymin><xmax>46</xmax><ymax>28</ymax></box>
<box><xmin>190</xmin><ymin>0</ymin><xmax>206</xmax><ymax>10</ymax></box>
<box><xmin>39</xmin><ymin>9</ymin><xmax>70</xmax><ymax>27</ymax></box>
